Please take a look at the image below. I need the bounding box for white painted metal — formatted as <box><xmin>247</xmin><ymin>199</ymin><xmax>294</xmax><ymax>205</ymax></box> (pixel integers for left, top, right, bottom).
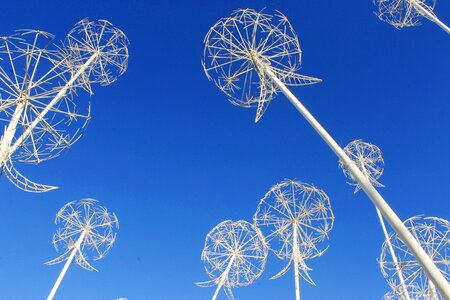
<box><xmin>374</xmin><ymin>0</ymin><xmax>450</xmax><ymax>34</ymax></box>
<box><xmin>377</xmin><ymin>209</ymin><xmax>411</xmax><ymax>300</ymax></box>
<box><xmin>259</xmin><ymin>61</ymin><xmax>450</xmax><ymax>299</ymax></box>
<box><xmin>292</xmin><ymin>223</ymin><xmax>301</xmax><ymax>300</ymax></box>
<box><xmin>3</xmin><ymin>53</ymin><xmax>98</xmax><ymax>162</ymax></box>
<box><xmin>0</xmin><ymin>19</ymin><xmax>128</xmax><ymax>192</ymax></box>
<box><xmin>253</xmin><ymin>179</ymin><xmax>334</xmax><ymax>299</ymax></box>
<box><xmin>410</xmin><ymin>0</ymin><xmax>450</xmax><ymax>34</ymax></box>
<box><xmin>342</xmin><ymin>140</ymin><xmax>411</xmax><ymax>300</ymax></box>
<box><xmin>212</xmin><ymin>256</ymin><xmax>235</xmax><ymax>300</ymax></box>
<box><xmin>45</xmin><ymin>199</ymin><xmax>119</xmax><ymax>298</ymax></box>
<box><xmin>197</xmin><ymin>220</ymin><xmax>268</xmax><ymax>300</ymax></box>
<box><xmin>47</xmin><ymin>230</ymin><xmax>86</xmax><ymax>300</ymax></box>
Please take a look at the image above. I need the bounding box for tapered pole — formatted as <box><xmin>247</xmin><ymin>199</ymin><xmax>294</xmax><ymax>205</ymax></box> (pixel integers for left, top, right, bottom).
<box><xmin>255</xmin><ymin>58</ymin><xmax>450</xmax><ymax>299</ymax></box>
<box><xmin>376</xmin><ymin>209</ymin><xmax>411</xmax><ymax>300</ymax></box>
<box><xmin>0</xmin><ymin>53</ymin><xmax>98</xmax><ymax>166</ymax></box>
<box><xmin>359</xmin><ymin>162</ymin><xmax>411</xmax><ymax>300</ymax></box>
<box><xmin>212</xmin><ymin>255</ymin><xmax>235</xmax><ymax>300</ymax></box>
<box><xmin>47</xmin><ymin>230</ymin><xmax>86</xmax><ymax>300</ymax></box>
<box><xmin>292</xmin><ymin>223</ymin><xmax>301</xmax><ymax>300</ymax></box>
<box><xmin>430</xmin><ymin>281</ymin><xmax>439</xmax><ymax>300</ymax></box>
<box><xmin>409</xmin><ymin>0</ymin><xmax>450</xmax><ymax>34</ymax></box>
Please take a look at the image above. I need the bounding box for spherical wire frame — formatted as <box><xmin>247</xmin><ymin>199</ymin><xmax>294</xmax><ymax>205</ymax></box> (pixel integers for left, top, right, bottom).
<box><xmin>253</xmin><ymin>179</ymin><xmax>334</xmax><ymax>285</ymax></box>
<box><xmin>202</xmin><ymin>8</ymin><xmax>322</xmax><ymax>122</ymax></box>
<box><xmin>197</xmin><ymin>220</ymin><xmax>268</xmax><ymax>300</ymax></box>
<box><xmin>379</xmin><ymin>216</ymin><xmax>450</xmax><ymax>300</ymax></box>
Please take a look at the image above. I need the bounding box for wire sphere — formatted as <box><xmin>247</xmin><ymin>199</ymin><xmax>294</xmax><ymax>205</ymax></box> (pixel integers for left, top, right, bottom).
<box><xmin>45</xmin><ymin>198</ymin><xmax>119</xmax><ymax>271</ymax></box>
<box><xmin>379</xmin><ymin>216</ymin><xmax>450</xmax><ymax>300</ymax></box>
<box><xmin>253</xmin><ymin>179</ymin><xmax>334</xmax><ymax>283</ymax></box>
<box><xmin>63</xmin><ymin>18</ymin><xmax>129</xmax><ymax>88</ymax></box>
<box><xmin>0</xmin><ymin>30</ymin><xmax>90</xmax><ymax>165</ymax></box>
<box><xmin>383</xmin><ymin>282</ymin><xmax>429</xmax><ymax>300</ymax></box>
<box><xmin>374</xmin><ymin>0</ymin><xmax>436</xmax><ymax>28</ymax></box>
<box><xmin>199</xmin><ymin>220</ymin><xmax>268</xmax><ymax>289</ymax></box>
<box><xmin>203</xmin><ymin>8</ymin><xmax>321</xmax><ymax>122</ymax></box>
<box><xmin>340</xmin><ymin>140</ymin><xmax>385</xmax><ymax>193</ymax></box>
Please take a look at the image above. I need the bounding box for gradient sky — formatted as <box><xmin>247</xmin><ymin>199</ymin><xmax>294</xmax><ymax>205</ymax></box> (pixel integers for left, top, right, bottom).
<box><xmin>0</xmin><ymin>0</ymin><xmax>449</xmax><ymax>299</ymax></box>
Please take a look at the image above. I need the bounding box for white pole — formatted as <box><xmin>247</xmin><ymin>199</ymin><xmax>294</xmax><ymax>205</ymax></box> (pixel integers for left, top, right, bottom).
<box><xmin>359</xmin><ymin>161</ymin><xmax>411</xmax><ymax>300</ymax></box>
<box><xmin>409</xmin><ymin>0</ymin><xmax>450</xmax><ymax>35</ymax></box>
<box><xmin>47</xmin><ymin>230</ymin><xmax>86</xmax><ymax>300</ymax></box>
<box><xmin>212</xmin><ymin>255</ymin><xmax>235</xmax><ymax>300</ymax></box>
<box><xmin>256</xmin><ymin>58</ymin><xmax>450</xmax><ymax>299</ymax></box>
<box><xmin>430</xmin><ymin>280</ymin><xmax>439</xmax><ymax>300</ymax></box>
<box><xmin>376</xmin><ymin>209</ymin><xmax>411</xmax><ymax>300</ymax></box>
<box><xmin>292</xmin><ymin>223</ymin><xmax>301</xmax><ymax>300</ymax></box>
<box><xmin>0</xmin><ymin>53</ymin><xmax>98</xmax><ymax>166</ymax></box>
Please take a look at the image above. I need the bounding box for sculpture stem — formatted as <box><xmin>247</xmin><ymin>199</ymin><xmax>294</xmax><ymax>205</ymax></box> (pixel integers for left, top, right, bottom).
<box><xmin>47</xmin><ymin>230</ymin><xmax>86</xmax><ymax>300</ymax></box>
<box><xmin>212</xmin><ymin>255</ymin><xmax>235</xmax><ymax>300</ymax></box>
<box><xmin>409</xmin><ymin>0</ymin><xmax>450</xmax><ymax>34</ymax></box>
<box><xmin>254</xmin><ymin>56</ymin><xmax>450</xmax><ymax>299</ymax></box>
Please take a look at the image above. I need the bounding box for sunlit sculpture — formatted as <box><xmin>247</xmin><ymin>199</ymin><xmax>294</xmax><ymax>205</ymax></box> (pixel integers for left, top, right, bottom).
<box><xmin>340</xmin><ymin>140</ymin><xmax>413</xmax><ymax>300</ymax></box>
<box><xmin>197</xmin><ymin>220</ymin><xmax>268</xmax><ymax>300</ymax></box>
<box><xmin>202</xmin><ymin>8</ymin><xmax>450</xmax><ymax>297</ymax></box>
<box><xmin>373</xmin><ymin>0</ymin><xmax>450</xmax><ymax>34</ymax></box>
<box><xmin>380</xmin><ymin>216</ymin><xmax>450</xmax><ymax>300</ymax></box>
<box><xmin>0</xmin><ymin>19</ymin><xmax>128</xmax><ymax>192</ymax></box>
<box><xmin>45</xmin><ymin>198</ymin><xmax>119</xmax><ymax>300</ymax></box>
<box><xmin>203</xmin><ymin>8</ymin><xmax>321</xmax><ymax>123</ymax></box>
<box><xmin>253</xmin><ymin>179</ymin><xmax>334</xmax><ymax>300</ymax></box>
<box><xmin>383</xmin><ymin>282</ymin><xmax>430</xmax><ymax>300</ymax></box>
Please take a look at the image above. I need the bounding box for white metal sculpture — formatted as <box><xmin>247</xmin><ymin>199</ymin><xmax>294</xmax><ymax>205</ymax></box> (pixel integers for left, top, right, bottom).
<box><xmin>45</xmin><ymin>198</ymin><xmax>119</xmax><ymax>300</ymax></box>
<box><xmin>202</xmin><ymin>8</ymin><xmax>450</xmax><ymax>298</ymax></box>
<box><xmin>380</xmin><ymin>216</ymin><xmax>450</xmax><ymax>300</ymax></box>
<box><xmin>373</xmin><ymin>0</ymin><xmax>450</xmax><ymax>34</ymax></box>
<box><xmin>0</xmin><ymin>19</ymin><xmax>128</xmax><ymax>192</ymax></box>
<box><xmin>340</xmin><ymin>140</ymin><xmax>412</xmax><ymax>300</ymax></box>
<box><xmin>384</xmin><ymin>283</ymin><xmax>430</xmax><ymax>300</ymax></box>
<box><xmin>197</xmin><ymin>220</ymin><xmax>268</xmax><ymax>300</ymax></box>
<box><xmin>340</xmin><ymin>140</ymin><xmax>385</xmax><ymax>193</ymax></box>
<box><xmin>253</xmin><ymin>179</ymin><xmax>334</xmax><ymax>300</ymax></box>
<box><xmin>203</xmin><ymin>8</ymin><xmax>321</xmax><ymax>123</ymax></box>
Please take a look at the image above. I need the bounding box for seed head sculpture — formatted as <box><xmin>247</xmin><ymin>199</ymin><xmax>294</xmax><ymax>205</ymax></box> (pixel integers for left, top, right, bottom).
<box><xmin>253</xmin><ymin>179</ymin><xmax>334</xmax><ymax>300</ymax></box>
<box><xmin>340</xmin><ymin>140</ymin><xmax>385</xmax><ymax>193</ymax></box>
<box><xmin>380</xmin><ymin>216</ymin><xmax>450</xmax><ymax>300</ymax></box>
<box><xmin>383</xmin><ymin>282</ymin><xmax>429</xmax><ymax>300</ymax></box>
<box><xmin>0</xmin><ymin>19</ymin><xmax>128</xmax><ymax>193</ymax></box>
<box><xmin>203</xmin><ymin>8</ymin><xmax>321</xmax><ymax>122</ymax></box>
<box><xmin>45</xmin><ymin>198</ymin><xmax>119</xmax><ymax>300</ymax></box>
<box><xmin>203</xmin><ymin>8</ymin><xmax>450</xmax><ymax>296</ymax></box>
<box><xmin>373</xmin><ymin>0</ymin><xmax>450</xmax><ymax>34</ymax></box>
<box><xmin>196</xmin><ymin>220</ymin><xmax>268</xmax><ymax>300</ymax></box>
<box><xmin>340</xmin><ymin>140</ymin><xmax>413</xmax><ymax>300</ymax></box>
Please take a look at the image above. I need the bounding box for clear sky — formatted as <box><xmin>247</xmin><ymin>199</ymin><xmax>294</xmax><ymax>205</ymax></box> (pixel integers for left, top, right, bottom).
<box><xmin>0</xmin><ymin>0</ymin><xmax>449</xmax><ymax>299</ymax></box>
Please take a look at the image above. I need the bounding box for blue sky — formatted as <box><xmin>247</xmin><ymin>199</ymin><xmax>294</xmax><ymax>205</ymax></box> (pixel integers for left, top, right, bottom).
<box><xmin>0</xmin><ymin>0</ymin><xmax>449</xmax><ymax>299</ymax></box>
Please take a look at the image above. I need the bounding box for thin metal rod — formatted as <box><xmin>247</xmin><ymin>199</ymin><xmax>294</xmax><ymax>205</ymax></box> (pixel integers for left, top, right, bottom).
<box><xmin>0</xmin><ymin>53</ymin><xmax>98</xmax><ymax>165</ymax></box>
<box><xmin>47</xmin><ymin>230</ymin><xmax>86</xmax><ymax>300</ymax></box>
<box><xmin>410</xmin><ymin>0</ymin><xmax>450</xmax><ymax>34</ymax></box>
<box><xmin>376</xmin><ymin>208</ymin><xmax>411</xmax><ymax>300</ymax></box>
<box><xmin>293</xmin><ymin>223</ymin><xmax>301</xmax><ymax>300</ymax></box>
<box><xmin>257</xmin><ymin>59</ymin><xmax>450</xmax><ymax>299</ymax></box>
<box><xmin>212</xmin><ymin>255</ymin><xmax>235</xmax><ymax>300</ymax></box>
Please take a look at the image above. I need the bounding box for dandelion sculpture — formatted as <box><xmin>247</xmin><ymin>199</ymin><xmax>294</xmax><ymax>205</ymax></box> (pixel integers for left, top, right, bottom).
<box><xmin>340</xmin><ymin>140</ymin><xmax>413</xmax><ymax>300</ymax></box>
<box><xmin>0</xmin><ymin>19</ymin><xmax>128</xmax><ymax>192</ymax></box>
<box><xmin>196</xmin><ymin>220</ymin><xmax>268</xmax><ymax>300</ymax></box>
<box><xmin>380</xmin><ymin>216</ymin><xmax>450</xmax><ymax>300</ymax></box>
<box><xmin>253</xmin><ymin>179</ymin><xmax>334</xmax><ymax>300</ymax></box>
<box><xmin>45</xmin><ymin>198</ymin><xmax>119</xmax><ymax>300</ymax></box>
<box><xmin>202</xmin><ymin>8</ymin><xmax>450</xmax><ymax>297</ymax></box>
<box><xmin>383</xmin><ymin>283</ymin><xmax>429</xmax><ymax>300</ymax></box>
<box><xmin>373</xmin><ymin>0</ymin><xmax>450</xmax><ymax>34</ymax></box>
